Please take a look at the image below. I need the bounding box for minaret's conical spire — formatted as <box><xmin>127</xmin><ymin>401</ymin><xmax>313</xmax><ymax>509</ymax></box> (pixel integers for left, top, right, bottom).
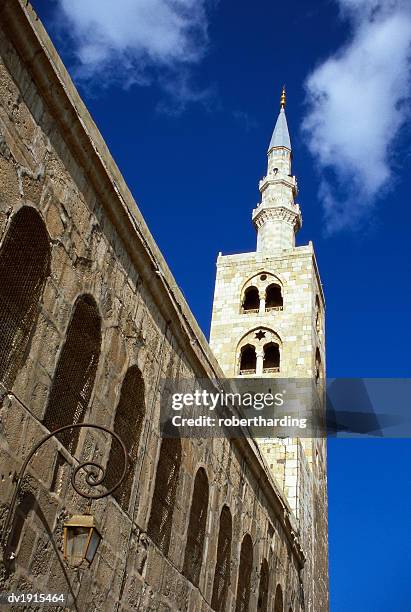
<box><xmin>268</xmin><ymin>86</ymin><xmax>291</xmax><ymax>151</ymax></box>
<box><xmin>252</xmin><ymin>86</ymin><xmax>301</xmax><ymax>253</ymax></box>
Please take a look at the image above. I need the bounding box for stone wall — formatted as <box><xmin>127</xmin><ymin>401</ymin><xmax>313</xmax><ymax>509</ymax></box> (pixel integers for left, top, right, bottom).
<box><xmin>0</xmin><ymin>2</ymin><xmax>310</xmax><ymax>611</ymax></box>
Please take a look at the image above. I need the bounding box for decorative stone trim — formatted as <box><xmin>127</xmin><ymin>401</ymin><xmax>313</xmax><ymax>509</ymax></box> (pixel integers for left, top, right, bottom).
<box><xmin>253</xmin><ymin>206</ymin><xmax>301</xmax><ymax>231</ymax></box>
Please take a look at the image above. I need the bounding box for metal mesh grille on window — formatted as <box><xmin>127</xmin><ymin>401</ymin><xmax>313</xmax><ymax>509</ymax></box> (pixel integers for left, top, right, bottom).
<box><xmin>211</xmin><ymin>505</ymin><xmax>232</xmax><ymax>612</ymax></box>
<box><xmin>105</xmin><ymin>365</ymin><xmax>145</xmax><ymax>511</ymax></box>
<box><xmin>147</xmin><ymin>436</ymin><xmax>181</xmax><ymax>555</ymax></box>
<box><xmin>235</xmin><ymin>533</ymin><xmax>253</xmax><ymax>612</ymax></box>
<box><xmin>257</xmin><ymin>559</ymin><xmax>269</xmax><ymax>611</ymax></box>
<box><xmin>0</xmin><ymin>207</ymin><xmax>51</xmax><ymax>390</ymax></box>
<box><xmin>43</xmin><ymin>295</ymin><xmax>101</xmax><ymax>454</ymax></box>
<box><xmin>183</xmin><ymin>467</ymin><xmax>209</xmax><ymax>587</ymax></box>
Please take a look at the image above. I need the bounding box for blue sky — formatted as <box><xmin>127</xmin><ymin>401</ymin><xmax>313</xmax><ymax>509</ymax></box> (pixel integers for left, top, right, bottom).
<box><xmin>31</xmin><ymin>0</ymin><xmax>411</xmax><ymax>609</ymax></box>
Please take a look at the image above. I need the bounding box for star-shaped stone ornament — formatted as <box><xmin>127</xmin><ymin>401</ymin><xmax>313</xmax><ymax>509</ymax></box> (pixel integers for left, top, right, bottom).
<box><xmin>255</xmin><ymin>330</ymin><xmax>266</xmax><ymax>341</ymax></box>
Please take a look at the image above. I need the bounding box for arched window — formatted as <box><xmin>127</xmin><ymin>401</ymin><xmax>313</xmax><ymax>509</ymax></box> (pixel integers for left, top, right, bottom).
<box><xmin>239</xmin><ymin>344</ymin><xmax>257</xmax><ymax>375</ymax></box>
<box><xmin>43</xmin><ymin>295</ymin><xmax>101</xmax><ymax>454</ymax></box>
<box><xmin>235</xmin><ymin>533</ymin><xmax>253</xmax><ymax>612</ymax></box>
<box><xmin>263</xmin><ymin>342</ymin><xmax>280</xmax><ymax>373</ymax></box>
<box><xmin>257</xmin><ymin>558</ymin><xmax>269</xmax><ymax>611</ymax></box>
<box><xmin>105</xmin><ymin>366</ymin><xmax>145</xmax><ymax>511</ymax></box>
<box><xmin>183</xmin><ymin>467</ymin><xmax>209</xmax><ymax>586</ymax></box>
<box><xmin>265</xmin><ymin>284</ymin><xmax>283</xmax><ymax>310</ymax></box>
<box><xmin>211</xmin><ymin>505</ymin><xmax>232</xmax><ymax>611</ymax></box>
<box><xmin>147</xmin><ymin>436</ymin><xmax>182</xmax><ymax>555</ymax></box>
<box><xmin>315</xmin><ymin>348</ymin><xmax>323</xmax><ymax>385</ymax></box>
<box><xmin>242</xmin><ymin>286</ymin><xmax>259</xmax><ymax>312</ymax></box>
<box><xmin>315</xmin><ymin>295</ymin><xmax>322</xmax><ymax>334</ymax></box>
<box><xmin>0</xmin><ymin>207</ymin><xmax>50</xmax><ymax>390</ymax></box>
<box><xmin>274</xmin><ymin>584</ymin><xmax>283</xmax><ymax>612</ymax></box>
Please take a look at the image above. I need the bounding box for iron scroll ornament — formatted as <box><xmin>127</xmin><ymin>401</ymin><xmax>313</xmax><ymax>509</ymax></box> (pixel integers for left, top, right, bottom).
<box><xmin>2</xmin><ymin>423</ymin><xmax>128</xmax><ymax>546</ymax></box>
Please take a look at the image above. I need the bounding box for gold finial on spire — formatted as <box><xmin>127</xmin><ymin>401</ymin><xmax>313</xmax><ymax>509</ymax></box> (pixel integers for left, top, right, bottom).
<box><xmin>280</xmin><ymin>85</ymin><xmax>286</xmax><ymax>109</ymax></box>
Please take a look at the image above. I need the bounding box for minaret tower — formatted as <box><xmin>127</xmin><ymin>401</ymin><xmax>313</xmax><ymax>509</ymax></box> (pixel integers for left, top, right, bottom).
<box><xmin>210</xmin><ymin>88</ymin><xmax>325</xmax><ymax>385</ymax></box>
<box><xmin>253</xmin><ymin>87</ymin><xmax>302</xmax><ymax>254</ymax></box>
<box><xmin>209</xmin><ymin>88</ymin><xmax>329</xmax><ymax>611</ymax></box>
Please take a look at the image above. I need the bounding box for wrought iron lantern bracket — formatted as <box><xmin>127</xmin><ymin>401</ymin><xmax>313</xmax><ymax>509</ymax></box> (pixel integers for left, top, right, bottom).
<box><xmin>2</xmin><ymin>423</ymin><xmax>128</xmax><ymax>547</ymax></box>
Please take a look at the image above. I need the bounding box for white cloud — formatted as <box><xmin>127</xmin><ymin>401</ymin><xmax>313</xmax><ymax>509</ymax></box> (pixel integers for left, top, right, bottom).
<box><xmin>55</xmin><ymin>0</ymin><xmax>211</xmax><ymax>108</ymax></box>
<box><xmin>302</xmin><ymin>0</ymin><xmax>411</xmax><ymax>233</ymax></box>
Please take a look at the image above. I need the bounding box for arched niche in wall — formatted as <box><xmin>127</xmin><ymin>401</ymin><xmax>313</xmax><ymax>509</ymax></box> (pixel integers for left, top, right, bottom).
<box><xmin>43</xmin><ymin>294</ymin><xmax>102</xmax><ymax>455</ymax></box>
<box><xmin>211</xmin><ymin>504</ymin><xmax>232</xmax><ymax>611</ymax></box>
<box><xmin>235</xmin><ymin>533</ymin><xmax>253</xmax><ymax>612</ymax></box>
<box><xmin>274</xmin><ymin>584</ymin><xmax>284</xmax><ymax>612</ymax></box>
<box><xmin>0</xmin><ymin>206</ymin><xmax>51</xmax><ymax>390</ymax></box>
<box><xmin>105</xmin><ymin>365</ymin><xmax>146</xmax><ymax>511</ymax></box>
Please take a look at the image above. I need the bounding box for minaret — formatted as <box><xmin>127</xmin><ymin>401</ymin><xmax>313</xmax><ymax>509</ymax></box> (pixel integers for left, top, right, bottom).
<box><xmin>209</xmin><ymin>87</ymin><xmax>328</xmax><ymax>611</ymax></box>
<box><xmin>253</xmin><ymin>87</ymin><xmax>301</xmax><ymax>253</ymax></box>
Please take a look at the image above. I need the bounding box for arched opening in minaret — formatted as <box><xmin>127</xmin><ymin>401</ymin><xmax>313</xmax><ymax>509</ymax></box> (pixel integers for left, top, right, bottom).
<box><xmin>242</xmin><ymin>286</ymin><xmax>259</xmax><ymax>313</ymax></box>
<box><xmin>239</xmin><ymin>344</ymin><xmax>257</xmax><ymax>375</ymax></box>
<box><xmin>265</xmin><ymin>284</ymin><xmax>283</xmax><ymax>310</ymax></box>
<box><xmin>263</xmin><ymin>342</ymin><xmax>280</xmax><ymax>373</ymax></box>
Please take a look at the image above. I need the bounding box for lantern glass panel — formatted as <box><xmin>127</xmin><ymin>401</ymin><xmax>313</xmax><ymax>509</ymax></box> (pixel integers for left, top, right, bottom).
<box><xmin>86</xmin><ymin>529</ymin><xmax>101</xmax><ymax>563</ymax></box>
<box><xmin>66</xmin><ymin>526</ymin><xmax>90</xmax><ymax>565</ymax></box>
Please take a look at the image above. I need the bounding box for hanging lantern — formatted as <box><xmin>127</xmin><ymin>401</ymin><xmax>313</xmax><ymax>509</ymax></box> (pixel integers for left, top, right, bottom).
<box><xmin>63</xmin><ymin>514</ymin><xmax>102</xmax><ymax>566</ymax></box>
